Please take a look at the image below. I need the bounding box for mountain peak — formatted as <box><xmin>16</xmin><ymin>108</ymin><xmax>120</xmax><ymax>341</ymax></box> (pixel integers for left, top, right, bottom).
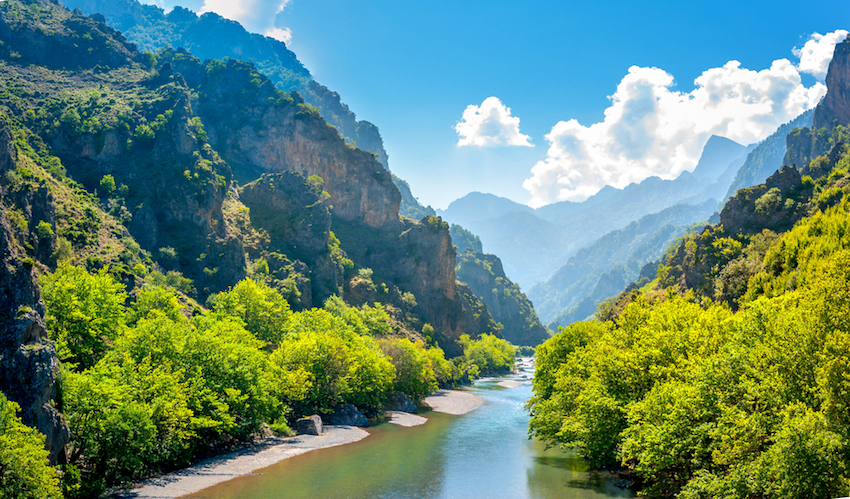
<box><xmin>690</xmin><ymin>135</ymin><xmax>747</xmax><ymax>181</ymax></box>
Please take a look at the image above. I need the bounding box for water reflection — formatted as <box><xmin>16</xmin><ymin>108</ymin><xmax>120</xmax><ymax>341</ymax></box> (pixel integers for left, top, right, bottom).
<box><xmin>187</xmin><ymin>376</ymin><xmax>635</xmax><ymax>499</ymax></box>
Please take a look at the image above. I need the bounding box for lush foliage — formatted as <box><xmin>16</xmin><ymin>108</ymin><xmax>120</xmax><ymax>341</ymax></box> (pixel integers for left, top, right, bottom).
<box><xmin>0</xmin><ymin>393</ymin><xmax>61</xmax><ymax>499</ymax></box>
<box><xmin>459</xmin><ymin>333</ymin><xmax>515</xmax><ymax>376</ymax></box>
<box><xmin>38</xmin><ymin>267</ymin><xmax>468</xmax><ymax>496</ymax></box>
<box><xmin>529</xmin><ymin>148</ymin><xmax>850</xmax><ymax>496</ymax></box>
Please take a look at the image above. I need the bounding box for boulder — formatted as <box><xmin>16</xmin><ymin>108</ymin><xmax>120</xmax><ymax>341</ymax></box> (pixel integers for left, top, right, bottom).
<box><xmin>296</xmin><ymin>415</ymin><xmax>323</xmax><ymax>435</ymax></box>
<box><xmin>385</xmin><ymin>391</ymin><xmax>417</xmax><ymax>414</ymax></box>
<box><xmin>326</xmin><ymin>404</ymin><xmax>368</xmax><ymax>427</ymax></box>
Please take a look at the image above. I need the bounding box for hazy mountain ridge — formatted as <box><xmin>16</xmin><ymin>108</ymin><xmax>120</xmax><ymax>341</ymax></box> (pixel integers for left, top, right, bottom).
<box><xmin>528</xmin><ymin>199</ymin><xmax>719</xmax><ymax>324</ymax></box>
<box><xmin>440</xmin><ymin>134</ymin><xmax>752</xmax><ymax>291</ymax></box>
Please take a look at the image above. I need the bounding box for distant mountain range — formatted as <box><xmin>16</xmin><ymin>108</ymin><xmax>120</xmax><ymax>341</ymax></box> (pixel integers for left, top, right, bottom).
<box><xmin>441</xmin><ymin>112</ymin><xmax>813</xmax><ymax>325</ymax></box>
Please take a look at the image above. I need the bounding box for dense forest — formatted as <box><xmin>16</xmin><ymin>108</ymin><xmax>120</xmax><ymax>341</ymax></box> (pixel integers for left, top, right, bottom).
<box><xmin>22</xmin><ymin>267</ymin><xmax>513</xmax><ymax>498</ymax></box>
<box><xmin>529</xmin><ymin>38</ymin><xmax>850</xmax><ymax>497</ymax></box>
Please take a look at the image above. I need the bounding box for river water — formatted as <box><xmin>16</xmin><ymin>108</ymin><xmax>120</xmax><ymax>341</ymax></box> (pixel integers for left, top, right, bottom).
<box><xmin>186</xmin><ymin>366</ymin><xmax>635</xmax><ymax>499</ymax></box>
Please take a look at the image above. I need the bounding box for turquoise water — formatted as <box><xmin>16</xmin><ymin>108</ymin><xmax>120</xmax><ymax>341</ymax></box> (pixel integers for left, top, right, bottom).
<box><xmin>187</xmin><ymin>371</ymin><xmax>635</xmax><ymax>499</ymax></box>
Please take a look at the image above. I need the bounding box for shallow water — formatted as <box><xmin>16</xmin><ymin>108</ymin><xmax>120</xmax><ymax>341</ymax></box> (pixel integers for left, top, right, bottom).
<box><xmin>186</xmin><ymin>370</ymin><xmax>635</xmax><ymax>499</ymax></box>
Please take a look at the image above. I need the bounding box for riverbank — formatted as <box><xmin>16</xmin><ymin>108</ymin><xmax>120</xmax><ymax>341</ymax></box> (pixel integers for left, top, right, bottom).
<box><xmin>117</xmin><ymin>426</ymin><xmax>368</xmax><ymax>499</ymax></box>
<box><xmin>115</xmin><ymin>390</ymin><xmax>482</xmax><ymax>498</ymax></box>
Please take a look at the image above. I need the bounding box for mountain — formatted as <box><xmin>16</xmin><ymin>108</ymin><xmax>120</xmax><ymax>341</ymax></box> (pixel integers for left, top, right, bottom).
<box><xmin>724</xmin><ymin>110</ymin><xmax>814</xmax><ymax>200</ymax></box>
<box><xmin>455</xmin><ymin>250</ymin><xmax>550</xmax><ymax>346</ymax></box>
<box><xmin>528</xmin><ymin>199</ymin><xmax>719</xmax><ymax>325</ymax></box>
<box><xmin>439</xmin><ymin>135</ymin><xmax>750</xmax><ymax>291</ymax></box>
<box><xmin>60</xmin><ymin>0</ymin><xmax>435</xmax><ymax>220</ymax></box>
<box><xmin>0</xmin><ymin>0</ymin><xmax>500</xmax><ymax>361</ymax></box>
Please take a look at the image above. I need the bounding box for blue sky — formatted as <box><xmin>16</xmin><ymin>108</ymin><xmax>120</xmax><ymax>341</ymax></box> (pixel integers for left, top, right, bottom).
<box><xmin>144</xmin><ymin>0</ymin><xmax>849</xmax><ymax>209</ymax></box>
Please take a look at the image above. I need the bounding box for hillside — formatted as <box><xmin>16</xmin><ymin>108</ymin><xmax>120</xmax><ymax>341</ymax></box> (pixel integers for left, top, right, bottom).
<box><xmin>533</xmin><ymin>199</ymin><xmax>718</xmax><ymax>327</ymax></box>
<box><xmin>455</xmin><ymin>250</ymin><xmax>550</xmax><ymax>346</ymax></box>
<box><xmin>61</xmin><ymin>0</ymin><xmax>435</xmax><ymax>221</ymax></box>
<box><xmin>529</xmin><ymin>36</ymin><xmax>850</xmax><ymax>497</ymax></box>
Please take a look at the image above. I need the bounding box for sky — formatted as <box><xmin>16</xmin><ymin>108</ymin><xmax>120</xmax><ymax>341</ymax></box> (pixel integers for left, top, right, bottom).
<box><xmin>140</xmin><ymin>0</ymin><xmax>850</xmax><ymax>210</ymax></box>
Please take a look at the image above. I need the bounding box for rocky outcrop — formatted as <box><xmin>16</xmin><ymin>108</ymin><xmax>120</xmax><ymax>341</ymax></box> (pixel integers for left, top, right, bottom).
<box><xmin>0</xmin><ymin>119</ymin><xmax>68</xmax><ymax>465</ymax></box>
<box><xmin>456</xmin><ymin>250</ymin><xmax>550</xmax><ymax>346</ymax></box>
<box><xmin>165</xmin><ymin>56</ymin><xmax>400</xmax><ymax>229</ymax></box>
<box><xmin>814</xmin><ymin>37</ymin><xmax>850</xmax><ymax>130</ymax></box>
<box><xmin>784</xmin><ymin>38</ymin><xmax>850</xmax><ymax>168</ymax></box>
<box><xmin>720</xmin><ymin>166</ymin><xmax>807</xmax><ymax>236</ymax></box>
<box><xmin>240</xmin><ymin>172</ymin><xmax>343</xmax><ymax>305</ymax></box>
<box><xmin>334</xmin><ymin>216</ymin><xmax>495</xmax><ymax>357</ymax></box>
<box><xmin>385</xmin><ymin>391</ymin><xmax>417</xmax><ymax>413</ymax></box>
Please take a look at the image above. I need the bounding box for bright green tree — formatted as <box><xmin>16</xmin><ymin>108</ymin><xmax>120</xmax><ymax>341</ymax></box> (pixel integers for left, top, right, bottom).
<box><xmin>0</xmin><ymin>393</ymin><xmax>61</xmax><ymax>499</ymax></box>
<box><xmin>40</xmin><ymin>263</ymin><xmax>127</xmax><ymax>369</ymax></box>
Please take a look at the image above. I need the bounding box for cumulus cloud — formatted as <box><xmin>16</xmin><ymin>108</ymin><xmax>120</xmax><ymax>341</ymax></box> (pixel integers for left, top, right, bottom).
<box><xmin>522</xmin><ymin>31</ymin><xmax>847</xmax><ymax>208</ymax></box>
<box><xmin>200</xmin><ymin>0</ymin><xmax>292</xmax><ymax>43</ymax></box>
<box><xmin>265</xmin><ymin>27</ymin><xmax>292</xmax><ymax>45</ymax></box>
<box><xmin>455</xmin><ymin>97</ymin><xmax>533</xmax><ymax>147</ymax></box>
<box><xmin>794</xmin><ymin>30</ymin><xmax>849</xmax><ymax>79</ymax></box>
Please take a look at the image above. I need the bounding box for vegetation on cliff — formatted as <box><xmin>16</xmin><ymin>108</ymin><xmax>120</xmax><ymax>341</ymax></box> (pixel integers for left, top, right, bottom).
<box><xmin>456</xmin><ymin>249</ymin><xmax>550</xmax><ymax>346</ymax></box>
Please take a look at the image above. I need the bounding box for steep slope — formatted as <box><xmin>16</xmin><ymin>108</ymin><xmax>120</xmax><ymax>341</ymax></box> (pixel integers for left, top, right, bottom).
<box><xmin>529</xmin><ymin>199</ymin><xmax>718</xmax><ymax>324</ymax></box>
<box><xmin>455</xmin><ymin>250</ymin><xmax>550</xmax><ymax>346</ymax></box>
<box><xmin>61</xmin><ymin>0</ymin><xmax>435</xmax><ymax>220</ymax></box>
<box><xmin>724</xmin><ymin>110</ymin><xmax>814</xmax><ymax>199</ymax></box>
<box><xmin>0</xmin><ymin>124</ymin><xmax>68</xmax><ymax>465</ymax></box>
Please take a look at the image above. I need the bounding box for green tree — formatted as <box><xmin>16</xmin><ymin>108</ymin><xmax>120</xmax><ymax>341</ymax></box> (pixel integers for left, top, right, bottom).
<box><xmin>211</xmin><ymin>278</ymin><xmax>291</xmax><ymax>344</ymax></box>
<box><xmin>40</xmin><ymin>263</ymin><xmax>127</xmax><ymax>369</ymax></box>
<box><xmin>379</xmin><ymin>338</ymin><xmax>437</xmax><ymax>400</ymax></box>
<box><xmin>0</xmin><ymin>393</ymin><xmax>61</xmax><ymax>499</ymax></box>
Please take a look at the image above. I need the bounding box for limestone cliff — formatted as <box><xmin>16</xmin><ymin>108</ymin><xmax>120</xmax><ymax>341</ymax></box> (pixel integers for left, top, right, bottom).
<box><xmin>784</xmin><ymin>37</ymin><xmax>850</xmax><ymax>167</ymax></box>
<box><xmin>239</xmin><ymin>172</ymin><xmax>343</xmax><ymax>307</ymax></box>
<box><xmin>814</xmin><ymin>37</ymin><xmax>850</xmax><ymax>130</ymax></box>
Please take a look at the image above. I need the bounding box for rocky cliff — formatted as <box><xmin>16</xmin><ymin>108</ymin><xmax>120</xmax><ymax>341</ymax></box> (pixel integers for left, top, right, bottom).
<box><xmin>0</xmin><ymin>121</ymin><xmax>68</xmax><ymax>465</ymax></box>
<box><xmin>814</xmin><ymin>37</ymin><xmax>850</xmax><ymax>130</ymax></box>
<box><xmin>784</xmin><ymin>37</ymin><xmax>850</xmax><ymax>167</ymax></box>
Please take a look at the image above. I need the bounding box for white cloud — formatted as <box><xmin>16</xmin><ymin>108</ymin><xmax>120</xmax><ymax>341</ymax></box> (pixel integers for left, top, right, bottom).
<box><xmin>455</xmin><ymin>97</ymin><xmax>533</xmax><ymax>147</ymax></box>
<box><xmin>794</xmin><ymin>30</ymin><xmax>849</xmax><ymax>79</ymax></box>
<box><xmin>265</xmin><ymin>27</ymin><xmax>292</xmax><ymax>45</ymax></box>
<box><xmin>200</xmin><ymin>0</ymin><xmax>292</xmax><ymax>42</ymax></box>
<box><xmin>522</xmin><ymin>31</ymin><xmax>847</xmax><ymax>208</ymax></box>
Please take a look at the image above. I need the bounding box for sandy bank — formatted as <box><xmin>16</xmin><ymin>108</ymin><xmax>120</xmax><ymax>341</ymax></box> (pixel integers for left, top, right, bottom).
<box><xmin>423</xmin><ymin>389</ymin><xmax>484</xmax><ymax>415</ymax></box>
<box><xmin>386</xmin><ymin>411</ymin><xmax>428</xmax><ymax>427</ymax></box>
<box><xmin>116</xmin><ymin>426</ymin><xmax>368</xmax><ymax>499</ymax></box>
<box><xmin>497</xmin><ymin>380</ymin><xmax>523</xmax><ymax>388</ymax></box>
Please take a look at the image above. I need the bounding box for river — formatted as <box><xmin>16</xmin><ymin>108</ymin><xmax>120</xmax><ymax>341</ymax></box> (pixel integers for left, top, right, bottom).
<box><xmin>185</xmin><ymin>364</ymin><xmax>635</xmax><ymax>499</ymax></box>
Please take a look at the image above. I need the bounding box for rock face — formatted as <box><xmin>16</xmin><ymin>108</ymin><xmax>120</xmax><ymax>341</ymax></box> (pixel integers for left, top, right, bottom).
<box><xmin>240</xmin><ymin>172</ymin><xmax>343</xmax><ymax>305</ymax></box>
<box><xmin>0</xmin><ymin>124</ymin><xmax>68</xmax><ymax>465</ymax></box>
<box><xmin>456</xmin><ymin>250</ymin><xmax>550</xmax><ymax>346</ymax></box>
<box><xmin>296</xmin><ymin>415</ymin><xmax>323</xmax><ymax>435</ymax></box>
<box><xmin>326</xmin><ymin>404</ymin><xmax>368</xmax><ymax>427</ymax></box>
<box><xmin>335</xmin><ymin>216</ymin><xmax>498</xmax><ymax>357</ymax></box>
<box><xmin>169</xmin><ymin>56</ymin><xmax>401</xmax><ymax>229</ymax></box>
<box><xmin>814</xmin><ymin>38</ymin><xmax>850</xmax><ymax>130</ymax></box>
<box><xmin>785</xmin><ymin>38</ymin><xmax>850</xmax><ymax>168</ymax></box>
<box><xmin>720</xmin><ymin>166</ymin><xmax>806</xmax><ymax>236</ymax></box>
